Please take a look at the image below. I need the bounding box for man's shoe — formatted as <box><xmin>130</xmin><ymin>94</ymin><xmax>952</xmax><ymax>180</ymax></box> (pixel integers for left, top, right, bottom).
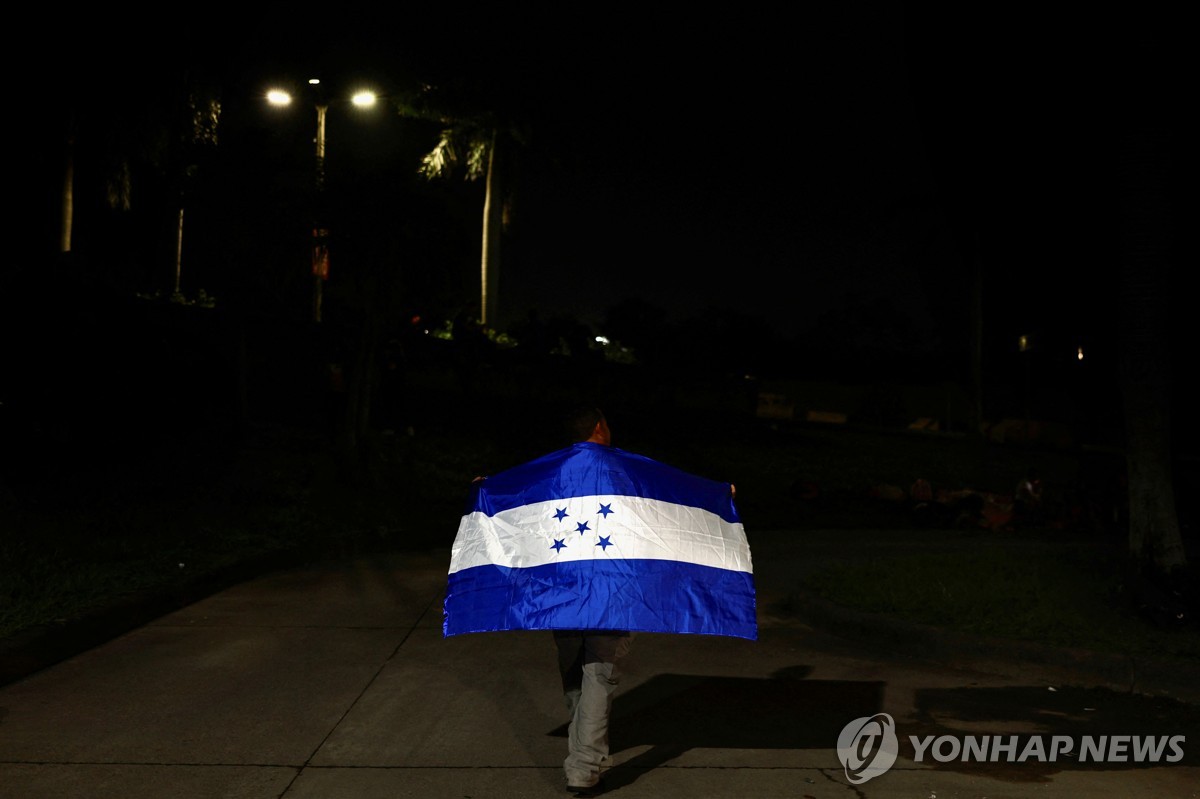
<box><xmin>566</xmin><ymin>778</ymin><xmax>604</xmax><ymax>796</ymax></box>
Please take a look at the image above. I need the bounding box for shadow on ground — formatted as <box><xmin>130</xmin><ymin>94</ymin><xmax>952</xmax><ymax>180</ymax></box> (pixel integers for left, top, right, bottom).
<box><xmin>545</xmin><ymin>668</ymin><xmax>1200</xmax><ymax>791</ymax></box>
<box><xmin>548</xmin><ymin>665</ymin><xmax>883</xmax><ymax>790</ymax></box>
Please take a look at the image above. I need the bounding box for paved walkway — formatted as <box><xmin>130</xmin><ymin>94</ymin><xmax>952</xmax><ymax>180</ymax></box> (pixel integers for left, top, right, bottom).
<box><xmin>1</xmin><ymin>530</ymin><xmax>1197</xmax><ymax>798</ymax></box>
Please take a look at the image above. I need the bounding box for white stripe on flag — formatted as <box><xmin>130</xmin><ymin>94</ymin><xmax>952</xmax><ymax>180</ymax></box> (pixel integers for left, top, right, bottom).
<box><xmin>448</xmin><ymin>494</ymin><xmax>753</xmax><ymax>575</ymax></box>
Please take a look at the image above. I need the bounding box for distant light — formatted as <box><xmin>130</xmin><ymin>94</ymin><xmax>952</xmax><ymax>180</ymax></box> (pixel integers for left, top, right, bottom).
<box><xmin>308</xmin><ymin>78</ymin><xmax>321</xmax><ymax>86</ymax></box>
<box><xmin>266</xmin><ymin>89</ymin><xmax>293</xmax><ymax>106</ymax></box>
<box><xmin>1077</xmin><ymin>347</ymin><xmax>1084</xmax><ymax>361</ymax></box>
<box><xmin>1018</xmin><ymin>334</ymin><xmax>1031</xmax><ymax>352</ymax></box>
<box><xmin>595</xmin><ymin>335</ymin><xmax>610</xmax><ymax>345</ymax></box>
<box><xmin>351</xmin><ymin>90</ymin><xmax>378</xmax><ymax>107</ymax></box>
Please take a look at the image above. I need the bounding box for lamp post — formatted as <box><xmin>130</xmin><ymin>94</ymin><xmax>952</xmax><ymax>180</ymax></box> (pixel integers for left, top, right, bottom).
<box><xmin>267</xmin><ymin>81</ymin><xmax>377</xmax><ymax>322</ymax></box>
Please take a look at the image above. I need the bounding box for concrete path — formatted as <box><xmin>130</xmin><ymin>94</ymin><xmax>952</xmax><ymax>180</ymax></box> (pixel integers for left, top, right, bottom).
<box><xmin>1</xmin><ymin>531</ymin><xmax>1198</xmax><ymax>799</ymax></box>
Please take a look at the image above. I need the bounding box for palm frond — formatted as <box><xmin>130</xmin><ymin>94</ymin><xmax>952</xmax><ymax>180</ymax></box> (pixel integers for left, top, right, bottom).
<box><xmin>418</xmin><ymin>132</ymin><xmax>457</xmax><ymax>179</ymax></box>
<box><xmin>465</xmin><ymin>138</ymin><xmax>489</xmax><ymax>180</ymax></box>
<box><xmin>419</xmin><ymin>127</ymin><xmax>493</xmax><ymax>182</ymax></box>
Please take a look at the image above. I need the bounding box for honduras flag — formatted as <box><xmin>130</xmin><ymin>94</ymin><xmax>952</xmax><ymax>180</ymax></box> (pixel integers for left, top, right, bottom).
<box><xmin>443</xmin><ymin>442</ymin><xmax>757</xmax><ymax>640</ymax></box>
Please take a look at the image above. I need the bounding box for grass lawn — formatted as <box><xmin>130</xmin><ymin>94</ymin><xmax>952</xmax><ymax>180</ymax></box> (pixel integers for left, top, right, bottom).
<box><xmin>2</xmin><ymin>370</ymin><xmax>1195</xmax><ymax>667</ymax></box>
<box><xmin>801</xmin><ymin>536</ymin><xmax>1200</xmax><ymax>661</ymax></box>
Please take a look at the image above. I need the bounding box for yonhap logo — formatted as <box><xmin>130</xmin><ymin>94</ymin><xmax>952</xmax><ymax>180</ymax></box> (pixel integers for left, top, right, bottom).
<box><xmin>836</xmin><ymin>713</ymin><xmax>1186</xmax><ymax>784</ymax></box>
<box><xmin>837</xmin><ymin>713</ymin><xmax>899</xmax><ymax>784</ymax></box>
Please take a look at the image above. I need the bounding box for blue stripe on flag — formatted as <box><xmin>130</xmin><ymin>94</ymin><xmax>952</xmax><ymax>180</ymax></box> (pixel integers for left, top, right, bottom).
<box><xmin>444</xmin><ymin>559</ymin><xmax>758</xmax><ymax>640</ymax></box>
<box><xmin>468</xmin><ymin>442</ymin><xmax>740</xmax><ymax>524</ymax></box>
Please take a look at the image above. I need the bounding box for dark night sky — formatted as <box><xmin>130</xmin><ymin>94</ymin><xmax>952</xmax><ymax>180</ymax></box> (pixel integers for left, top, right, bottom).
<box><xmin>224</xmin><ymin>4</ymin><xmax>1187</xmax><ymax>348</ymax></box>
<box><xmin>510</xmin><ymin>7</ymin><xmax>937</xmax><ymax>335</ymax></box>
<box><xmin>15</xmin><ymin>5</ymin><xmax>1189</xmax><ymax>360</ymax></box>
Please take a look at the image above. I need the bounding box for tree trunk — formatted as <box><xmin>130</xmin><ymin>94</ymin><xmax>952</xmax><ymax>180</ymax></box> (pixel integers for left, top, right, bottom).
<box><xmin>173</xmin><ymin>206</ymin><xmax>185</xmax><ymax>295</ymax></box>
<box><xmin>1116</xmin><ymin>24</ymin><xmax>1184</xmax><ymax>572</ymax></box>
<box><xmin>480</xmin><ymin>130</ymin><xmax>503</xmax><ymax>327</ymax></box>
<box><xmin>60</xmin><ymin>133</ymin><xmax>75</xmax><ymax>254</ymax></box>
<box><xmin>968</xmin><ymin>241</ymin><xmax>984</xmax><ymax>437</ymax></box>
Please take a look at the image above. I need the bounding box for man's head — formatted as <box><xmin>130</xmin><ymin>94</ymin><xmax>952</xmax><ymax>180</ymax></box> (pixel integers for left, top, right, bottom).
<box><xmin>564</xmin><ymin>405</ymin><xmax>611</xmax><ymax>446</ymax></box>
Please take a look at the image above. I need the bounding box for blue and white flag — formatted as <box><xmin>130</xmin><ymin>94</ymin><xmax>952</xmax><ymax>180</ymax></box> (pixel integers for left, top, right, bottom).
<box><xmin>443</xmin><ymin>442</ymin><xmax>756</xmax><ymax>640</ymax></box>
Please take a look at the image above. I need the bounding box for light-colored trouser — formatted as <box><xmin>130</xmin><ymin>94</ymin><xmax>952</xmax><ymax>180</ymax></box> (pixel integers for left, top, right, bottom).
<box><xmin>555</xmin><ymin>632</ymin><xmax>633</xmax><ymax>787</ymax></box>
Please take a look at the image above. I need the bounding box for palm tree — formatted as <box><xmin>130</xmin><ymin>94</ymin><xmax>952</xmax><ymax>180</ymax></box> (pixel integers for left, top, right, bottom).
<box><xmin>53</xmin><ymin>61</ymin><xmax>220</xmax><ymax>298</ymax></box>
<box><xmin>416</xmin><ymin>105</ymin><xmax>526</xmax><ymax>330</ymax></box>
<box><xmin>164</xmin><ymin>73</ymin><xmax>222</xmax><ymax>300</ymax></box>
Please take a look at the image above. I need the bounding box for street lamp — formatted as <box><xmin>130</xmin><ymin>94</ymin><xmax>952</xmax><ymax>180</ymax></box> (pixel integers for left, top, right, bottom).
<box><xmin>267</xmin><ymin>80</ymin><xmax>378</xmax><ymax>322</ymax></box>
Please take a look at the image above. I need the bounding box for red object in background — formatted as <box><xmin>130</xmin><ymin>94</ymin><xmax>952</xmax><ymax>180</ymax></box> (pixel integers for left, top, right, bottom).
<box><xmin>312</xmin><ymin>228</ymin><xmax>330</xmax><ymax>279</ymax></box>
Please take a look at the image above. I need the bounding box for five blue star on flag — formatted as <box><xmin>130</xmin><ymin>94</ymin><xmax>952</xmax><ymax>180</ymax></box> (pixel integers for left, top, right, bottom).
<box><xmin>550</xmin><ymin>502</ymin><xmax>617</xmax><ymax>553</ymax></box>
